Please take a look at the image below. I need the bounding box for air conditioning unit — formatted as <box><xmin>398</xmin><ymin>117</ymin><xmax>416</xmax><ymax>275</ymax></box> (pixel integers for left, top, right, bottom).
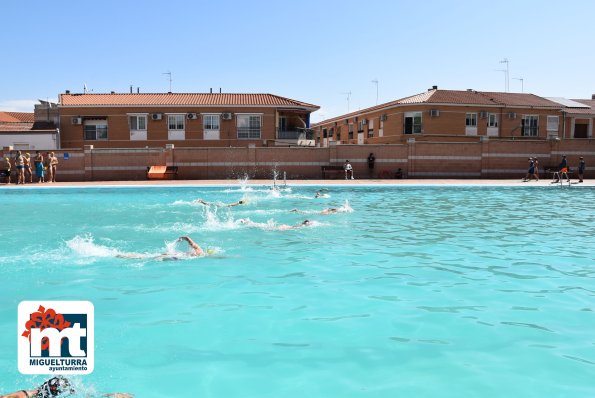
<box><xmin>480</xmin><ymin>111</ymin><xmax>488</xmax><ymax>119</ymax></box>
<box><xmin>380</xmin><ymin>114</ymin><xmax>388</xmax><ymax>121</ymax></box>
<box><xmin>187</xmin><ymin>113</ymin><xmax>197</xmax><ymax>120</ymax></box>
<box><xmin>508</xmin><ymin>112</ymin><xmax>517</xmax><ymax>120</ymax></box>
<box><xmin>430</xmin><ymin>109</ymin><xmax>440</xmax><ymax>117</ymax></box>
<box><xmin>222</xmin><ymin>112</ymin><xmax>232</xmax><ymax>120</ymax></box>
<box><xmin>71</xmin><ymin>117</ymin><xmax>82</xmax><ymax>125</ymax></box>
<box><xmin>151</xmin><ymin>113</ymin><xmax>163</xmax><ymax>121</ymax></box>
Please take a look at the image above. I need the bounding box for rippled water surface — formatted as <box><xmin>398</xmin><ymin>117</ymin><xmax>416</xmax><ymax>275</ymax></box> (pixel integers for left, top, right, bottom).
<box><xmin>1</xmin><ymin>184</ymin><xmax>594</xmax><ymax>397</ymax></box>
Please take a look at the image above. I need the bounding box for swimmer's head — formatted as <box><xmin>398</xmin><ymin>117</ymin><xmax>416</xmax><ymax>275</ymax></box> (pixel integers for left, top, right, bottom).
<box><xmin>239</xmin><ymin>200</ymin><xmax>244</xmax><ymax>204</ymax></box>
<box><xmin>302</xmin><ymin>220</ymin><xmax>312</xmax><ymax>226</ymax></box>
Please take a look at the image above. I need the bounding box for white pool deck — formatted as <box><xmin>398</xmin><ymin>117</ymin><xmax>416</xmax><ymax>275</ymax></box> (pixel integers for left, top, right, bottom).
<box><xmin>1</xmin><ymin>178</ymin><xmax>592</xmax><ymax>188</ymax></box>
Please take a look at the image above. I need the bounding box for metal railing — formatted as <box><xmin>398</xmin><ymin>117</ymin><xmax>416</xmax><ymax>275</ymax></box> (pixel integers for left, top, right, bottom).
<box><xmin>276</xmin><ymin>128</ymin><xmax>314</xmax><ymax>140</ymax></box>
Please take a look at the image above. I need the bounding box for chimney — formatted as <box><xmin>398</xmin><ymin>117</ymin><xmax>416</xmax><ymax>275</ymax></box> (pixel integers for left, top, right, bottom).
<box><xmin>210</xmin><ymin>88</ymin><xmax>212</xmax><ymax>94</ymax></box>
<box><xmin>592</xmin><ymin>94</ymin><xmax>595</xmax><ymax>100</ymax></box>
<box><xmin>130</xmin><ymin>85</ymin><xmax>133</xmax><ymax>94</ymax></box>
<box><xmin>65</xmin><ymin>90</ymin><xmax>70</xmax><ymax>94</ymax></box>
<box><xmin>467</xmin><ymin>89</ymin><xmax>472</xmax><ymax>92</ymax></box>
<box><xmin>110</xmin><ymin>91</ymin><xmax>115</xmax><ymax>94</ymax></box>
<box><xmin>219</xmin><ymin>88</ymin><xmax>222</xmax><ymax>93</ymax></box>
<box><xmin>137</xmin><ymin>87</ymin><xmax>140</xmax><ymax>94</ymax></box>
<box><xmin>432</xmin><ymin>85</ymin><xmax>438</xmax><ymax>90</ymax></box>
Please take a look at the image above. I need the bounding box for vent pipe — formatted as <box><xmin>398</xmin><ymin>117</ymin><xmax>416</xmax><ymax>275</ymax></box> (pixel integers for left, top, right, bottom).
<box><xmin>130</xmin><ymin>85</ymin><xmax>133</xmax><ymax>94</ymax></box>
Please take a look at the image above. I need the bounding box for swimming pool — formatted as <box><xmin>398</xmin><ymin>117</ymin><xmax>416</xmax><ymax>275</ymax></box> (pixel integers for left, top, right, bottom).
<box><xmin>1</xmin><ymin>184</ymin><xmax>594</xmax><ymax>397</ymax></box>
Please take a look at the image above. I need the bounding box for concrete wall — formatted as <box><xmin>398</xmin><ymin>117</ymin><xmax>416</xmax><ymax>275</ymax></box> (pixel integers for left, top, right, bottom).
<box><xmin>1</xmin><ymin>140</ymin><xmax>593</xmax><ymax>181</ymax></box>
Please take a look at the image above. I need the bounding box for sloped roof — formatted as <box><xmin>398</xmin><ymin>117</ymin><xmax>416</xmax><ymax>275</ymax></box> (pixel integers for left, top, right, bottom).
<box><xmin>314</xmin><ymin>89</ymin><xmax>563</xmax><ymax>126</ymax></box>
<box><xmin>565</xmin><ymin>99</ymin><xmax>595</xmax><ymax>115</ymax></box>
<box><xmin>59</xmin><ymin>93</ymin><xmax>319</xmax><ymax>110</ymax></box>
<box><xmin>0</xmin><ymin>112</ymin><xmax>35</xmax><ymax>123</ymax></box>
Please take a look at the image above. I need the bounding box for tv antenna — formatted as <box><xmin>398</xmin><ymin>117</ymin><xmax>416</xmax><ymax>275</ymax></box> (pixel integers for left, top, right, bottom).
<box><xmin>341</xmin><ymin>91</ymin><xmax>352</xmax><ymax>113</ymax></box>
<box><xmin>499</xmin><ymin>58</ymin><xmax>509</xmax><ymax>92</ymax></box>
<box><xmin>513</xmin><ymin>77</ymin><xmax>524</xmax><ymax>93</ymax></box>
<box><xmin>371</xmin><ymin>79</ymin><xmax>379</xmax><ymax>105</ymax></box>
<box><xmin>163</xmin><ymin>71</ymin><xmax>172</xmax><ymax>92</ymax></box>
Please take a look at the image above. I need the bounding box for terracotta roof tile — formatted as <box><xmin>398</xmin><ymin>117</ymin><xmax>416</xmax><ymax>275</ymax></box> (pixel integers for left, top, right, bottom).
<box><xmin>0</xmin><ymin>112</ymin><xmax>35</xmax><ymax>123</ymax></box>
<box><xmin>59</xmin><ymin>93</ymin><xmax>319</xmax><ymax>110</ymax></box>
<box><xmin>314</xmin><ymin>89</ymin><xmax>564</xmax><ymax>126</ymax></box>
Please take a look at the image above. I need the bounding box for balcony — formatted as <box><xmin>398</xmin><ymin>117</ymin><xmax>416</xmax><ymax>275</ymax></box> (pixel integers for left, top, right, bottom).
<box><xmin>276</xmin><ymin>128</ymin><xmax>314</xmax><ymax>140</ymax></box>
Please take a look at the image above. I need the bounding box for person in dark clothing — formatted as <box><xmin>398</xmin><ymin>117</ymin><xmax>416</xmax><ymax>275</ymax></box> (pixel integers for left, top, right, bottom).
<box><xmin>554</xmin><ymin>155</ymin><xmax>569</xmax><ymax>183</ymax></box>
<box><xmin>578</xmin><ymin>156</ymin><xmax>585</xmax><ymax>183</ymax></box>
<box><xmin>367</xmin><ymin>153</ymin><xmax>375</xmax><ymax>177</ymax></box>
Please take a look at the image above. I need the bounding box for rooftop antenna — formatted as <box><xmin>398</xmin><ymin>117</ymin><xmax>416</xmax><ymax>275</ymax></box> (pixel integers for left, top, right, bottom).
<box><xmin>499</xmin><ymin>58</ymin><xmax>509</xmax><ymax>92</ymax></box>
<box><xmin>83</xmin><ymin>83</ymin><xmax>87</xmax><ymax>94</ymax></box>
<box><xmin>371</xmin><ymin>79</ymin><xmax>379</xmax><ymax>105</ymax></box>
<box><xmin>340</xmin><ymin>91</ymin><xmax>352</xmax><ymax>113</ymax></box>
<box><xmin>513</xmin><ymin>77</ymin><xmax>524</xmax><ymax>93</ymax></box>
<box><xmin>162</xmin><ymin>71</ymin><xmax>172</xmax><ymax>92</ymax></box>
<box><xmin>495</xmin><ymin>69</ymin><xmax>507</xmax><ymax>92</ymax></box>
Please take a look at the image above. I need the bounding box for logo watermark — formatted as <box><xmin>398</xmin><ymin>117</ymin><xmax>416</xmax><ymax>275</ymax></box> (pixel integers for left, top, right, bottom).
<box><xmin>18</xmin><ymin>301</ymin><xmax>94</xmax><ymax>375</ymax></box>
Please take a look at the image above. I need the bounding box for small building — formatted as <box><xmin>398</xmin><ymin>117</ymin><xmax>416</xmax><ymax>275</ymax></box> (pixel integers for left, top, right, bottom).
<box><xmin>312</xmin><ymin>87</ymin><xmax>595</xmax><ymax>146</ymax></box>
<box><xmin>58</xmin><ymin>91</ymin><xmax>319</xmax><ymax>149</ymax></box>
<box><xmin>0</xmin><ymin>104</ymin><xmax>59</xmax><ymax>150</ymax></box>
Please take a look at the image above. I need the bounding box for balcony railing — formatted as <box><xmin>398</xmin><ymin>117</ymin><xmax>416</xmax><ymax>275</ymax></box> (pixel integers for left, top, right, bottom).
<box><xmin>277</xmin><ymin>128</ymin><xmax>314</xmax><ymax>140</ymax></box>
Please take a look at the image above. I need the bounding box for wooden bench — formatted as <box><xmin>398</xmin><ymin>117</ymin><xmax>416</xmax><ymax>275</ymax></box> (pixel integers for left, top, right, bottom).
<box><xmin>321</xmin><ymin>165</ymin><xmax>345</xmax><ymax>179</ymax></box>
<box><xmin>146</xmin><ymin>166</ymin><xmax>178</xmax><ymax>180</ymax></box>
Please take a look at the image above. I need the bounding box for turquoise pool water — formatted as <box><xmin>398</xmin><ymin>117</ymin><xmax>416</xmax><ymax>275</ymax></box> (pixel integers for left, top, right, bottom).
<box><xmin>1</xmin><ymin>184</ymin><xmax>594</xmax><ymax>397</ymax></box>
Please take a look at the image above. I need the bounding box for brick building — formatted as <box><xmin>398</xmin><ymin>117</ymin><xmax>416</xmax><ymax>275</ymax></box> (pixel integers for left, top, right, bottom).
<box><xmin>313</xmin><ymin>87</ymin><xmax>595</xmax><ymax>146</ymax></box>
<box><xmin>58</xmin><ymin>92</ymin><xmax>319</xmax><ymax>149</ymax></box>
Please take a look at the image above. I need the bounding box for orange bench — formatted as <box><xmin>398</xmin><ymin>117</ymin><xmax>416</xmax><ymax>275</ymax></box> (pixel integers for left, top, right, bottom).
<box><xmin>146</xmin><ymin>166</ymin><xmax>178</xmax><ymax>180</ymax></box>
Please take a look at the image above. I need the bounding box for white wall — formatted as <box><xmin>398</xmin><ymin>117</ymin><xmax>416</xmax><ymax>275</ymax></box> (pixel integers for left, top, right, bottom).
<box><xmin>0</xmin><ymin>133</ymin><xmax>58</xmax><ymax>150</ymax></box>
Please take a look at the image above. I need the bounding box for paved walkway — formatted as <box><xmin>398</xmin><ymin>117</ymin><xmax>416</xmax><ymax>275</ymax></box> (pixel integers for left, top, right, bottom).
<box><xmin>2</xmin><ymin>179</ymin><xmax>593</xmax><ymax>187</ymax></box>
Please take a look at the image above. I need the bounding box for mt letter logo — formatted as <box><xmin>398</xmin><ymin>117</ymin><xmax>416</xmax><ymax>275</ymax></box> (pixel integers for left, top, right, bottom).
<box><xmin>18</xmin><ymin>301</ymin><xmax>94</xmax><ymax>375</ymax></box>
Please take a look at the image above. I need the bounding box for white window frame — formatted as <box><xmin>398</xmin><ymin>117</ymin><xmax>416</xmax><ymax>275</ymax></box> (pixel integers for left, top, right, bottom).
<box><xmin>547</xmin><ymin>115</ymin><xmax>559</xmax><ymax>132</ymax></box>
<box><xmin>202</xmin><ymin>114</ymin><xmax>220</xmax><ymax>131</ymax></box>
<box><xmin>522</xmin><ymin>115</ymin><xmax>539</xmax><ymax>137</ymax></box>
<box><xmin>167</xmin><ymin>114</ymin><xmax>186</xmax><ymax>140</ymax></box>
<box><xmin>487</xmin><ymin>113</ymin><xmax>498</xmax><ymax>128</ymax></box>
<box><xmin>465</xmin><ymin>113</ymin><xmax>478</xmax><ymax>127</ymax></box>
<box><xmin>236</xmin><ymin>114</ymin><xmax>262</xmax><ymax>139</ymax></box>
<box><xmin>128</xmin><ymin>113</ymin><xmax>148</xmax><ymax>141</ymax></box>
<box><xmin>404</xmin><ymin>112</ymin><xmax>422</xmax><ymax>134</ymax></box>
<box><xmin>167</xmin><ymin>114</ymin><xmax>185</xmax><ymax>131</ymax></box>
<box><xmin>84</xmin><ymin>120</ymin><xmax>108</xmax><ymax>141</ymax></box>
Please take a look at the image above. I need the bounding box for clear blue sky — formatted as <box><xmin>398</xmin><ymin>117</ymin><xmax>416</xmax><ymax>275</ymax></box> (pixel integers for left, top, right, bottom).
<box><xmin>1</xmin><ymin>0</ymin><xmax>594</xmax><ymax>122</ymax></box>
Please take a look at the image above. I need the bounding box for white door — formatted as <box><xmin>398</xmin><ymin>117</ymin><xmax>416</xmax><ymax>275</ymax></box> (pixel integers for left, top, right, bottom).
<box><xmin>357</xmin><ymin>133</ymin><xmax>364</xmax><ymax>144</ymax></box>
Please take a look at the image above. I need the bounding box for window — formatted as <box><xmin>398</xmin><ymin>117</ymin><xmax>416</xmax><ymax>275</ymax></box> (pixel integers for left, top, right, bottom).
<box><xmin>522</xmin><ymin>115</ymin><xmax>539</xmax><ymax>136</ymax></box>
<box><xmin>237</xmin><ymin>114</ymin><xmax>261</xmax><ymax>139</ymax></box>
<box><xmin>466</xmin><ymin>113</ymin><xmax>477</xmax><ymax>127</ymax></box>
<box><xmin>168</xmin><ymin>115</ymin><xmax>185</xmax><ymax>130</ymax></box>
<box><xmin>358</xmin><ymin>120</ymin><xmax>365</xmax><ymax>132</ymax></box>
<box><xmin>404</xmin><ymin>112</ymin><xmax>422</xmax><ymax>134</ymax></box>
<box><xmin>547</xmin><ymin>116</ymin><xmax>559</xmax><ymax>132</ymax></box>
<box><xmin>84</xmin><ymin>120</ymin><xmax>108</xmax><ymax>140</ymax></box>
<box><xmin>488</xmin><ymin>113</ymin><xmax>498</xmax><ymax>127</ymax></box>
<box><xmin>322</xmin><ymin>129</ymin><xmax>327</xmax><ymax>138</ymax></box>
<box><xmin>203</xmin><ymin>114</ymin><xmax>220</xmax><ymax>131</ymax></box>
<box><xmin>129</xmin><ymin>115</ymin><xmax>147</xmax><ymax>131</ymax></box>
<box><xmin>368</xmin><ymin>119</ymin><xmax>374</xmax><ymax>138</ymax></box>
<box><xmin>329</xmin><ymin>127</ymin><xmax>334</xmax><ymax>138</ymax></box>
<box><xmin>348</xmin><ymin>124</ymin><xmax>354</xmax><ymax>139</ymax></box>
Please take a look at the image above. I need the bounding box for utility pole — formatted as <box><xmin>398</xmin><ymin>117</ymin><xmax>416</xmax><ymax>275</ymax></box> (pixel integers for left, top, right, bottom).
<box><xmin>163</xmin><ymin>71</ymin><xmax>172</xmax><ymax>92</ymax></box>
<box><xmin>513</xmin><ymin>77</ymin><xmax>524</xmax><ymax>93</ymax></box>
<box><xmin>371</xmin><ymin>79</ymin><xmax>379</xmax><ymax>105</ymax></box>
<box><xmin>499</xmin><ymin>58</ymin><xmax>509</xmax><ymax>92</ymax></box>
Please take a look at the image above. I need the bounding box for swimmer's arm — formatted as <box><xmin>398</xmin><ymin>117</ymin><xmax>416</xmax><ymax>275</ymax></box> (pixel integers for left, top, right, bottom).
<box><xmin>0</xmin><ymin>389</ymin><xmax>37</xmax><ymax>398</ymax></box>
<box><xmin>179</xmin><ymin>236</ymin><xmax>204</xmax><ymax>256</ymax></box>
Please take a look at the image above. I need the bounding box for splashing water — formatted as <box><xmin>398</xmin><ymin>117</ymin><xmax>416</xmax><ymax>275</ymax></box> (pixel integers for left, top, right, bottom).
<box><xmin>66</xmin><ymin>234</ymin><xmax>122</xmax><ymax>258</ymax></box>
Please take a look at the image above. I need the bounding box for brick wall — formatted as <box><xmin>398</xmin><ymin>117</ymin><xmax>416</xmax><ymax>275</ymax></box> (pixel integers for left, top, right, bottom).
<box><xmin>2</xmin><ymin>140</ymin><xmax>593</xmax><ymax>181</ymax></box>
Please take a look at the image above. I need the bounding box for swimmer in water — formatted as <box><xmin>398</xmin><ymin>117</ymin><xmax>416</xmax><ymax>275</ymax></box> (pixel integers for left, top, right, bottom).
<box><xmin>278</xmin><ymin>220</ymin><xmax>313</xmax><ymax>230</ymax></box>
<box><xmin>314</xmin><ymin>188</ymin><xmax>329</xmax><ymax>198</ymax></box>
<box><xmin>290</xmin><ymin>207</ymin><xmax>339</xmax><ymax>215</ymax></box>
<box><xmin>193</xmin><ymin>199</ymin><xmax>246</xmax><ymax>207</ymax></box>
<box><xmin>117</xmin><ymin>236</ymin><xmax>204</xmax><ymax>260</ymax></box>
<box><xmin>0</xmin><ymin>376</ymin><xmax>134</xmax><ymax>398</ymax></box>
